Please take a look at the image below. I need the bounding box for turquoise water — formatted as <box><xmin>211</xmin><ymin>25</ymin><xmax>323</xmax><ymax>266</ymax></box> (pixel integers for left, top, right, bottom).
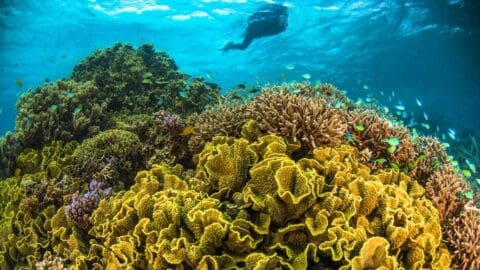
<box><xmin>1</xmin><ymin>0</ymin><xmax>479</xmax><ymax>136</ymax></box>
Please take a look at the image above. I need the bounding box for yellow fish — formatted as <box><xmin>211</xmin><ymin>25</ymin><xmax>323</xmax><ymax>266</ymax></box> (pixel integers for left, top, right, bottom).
<box><xmin>16</xmin><ymin>79</ymin><xmax>22</xmax><ymax>88</ymax></box>
<box><xmin>181</xmin><ymin>126</ymin><xmax>195</xmax><ymax>136</ymax></box>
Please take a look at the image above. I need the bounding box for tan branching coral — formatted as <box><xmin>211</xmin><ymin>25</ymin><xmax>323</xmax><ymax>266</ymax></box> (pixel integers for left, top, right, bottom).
<box><xmin>410</xmin><ymin>136</ymin><xmax>449</xmax><ymax>184</ymax></box>
<box><xmin>347</xmin><ymin>109</ymin><xmax>415</xmax><ymax>169</ymax></box>
<box><xmin>447</xmin><ymin>206</ymin><xmax>480</xmax><ymax>270</ymax></box>
<box><xmin>187</xmin><ymin>104</ymin><xmax>249</xmax><ymax>154</ymax></box>
<box><xmin>246</xmin><ymin>90</ymin><xmax>347</xmax><ymax>149</ymax></box>
<box><xmin>425</xmin><ymin>165</ymin><xmax>469</xmax><ymax>225</ymax></box>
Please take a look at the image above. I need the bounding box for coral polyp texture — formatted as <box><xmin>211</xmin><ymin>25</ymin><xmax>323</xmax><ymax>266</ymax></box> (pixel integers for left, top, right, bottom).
<box><xmin>0</xmin><ymin>43</ymin><xmax>478</xmax><ymax>269</ymax></box>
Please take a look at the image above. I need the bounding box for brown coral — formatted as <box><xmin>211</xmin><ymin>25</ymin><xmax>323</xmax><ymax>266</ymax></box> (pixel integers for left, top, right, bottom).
<box><xmin>347</xmin><ymin>109</ymin><xmax>415</xmax><ymax>170</ymax></box>
<box><xmin>447</xmin><ymin>206</ymin><xmax>480</xmax><ymax>270</ymax></box>
<box><xmin>410</xmin><ymin>136</ymin><xmax>449</xmax><ymax>184</ymax></box>
<box><xmin>187</xmin><ymin>103</ymin><xmax>249</xmax><ymax>154</ymax></box>
<box><xmin>246</xmin><ymin>90</ymin><xmax>347</xmax><ymax>149</ymax></box>
<box><xmin>425</xmin><ymin>165</ymin><xmax>469</xmax><ymax>225</ymax></box>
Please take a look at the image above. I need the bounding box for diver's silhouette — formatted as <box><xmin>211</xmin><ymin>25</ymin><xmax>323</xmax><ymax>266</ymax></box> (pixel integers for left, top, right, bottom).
<box><xmin>222</xmin><ymin>4</ymin><xmax>288</xmax><ymax>51</ymax></box>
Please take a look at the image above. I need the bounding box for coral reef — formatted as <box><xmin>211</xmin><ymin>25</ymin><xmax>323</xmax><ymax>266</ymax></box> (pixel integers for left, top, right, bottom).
<box><xmin>2</xmin><ymin>42</ymin><xmax>478</xmax><ymax>269</ymax></box>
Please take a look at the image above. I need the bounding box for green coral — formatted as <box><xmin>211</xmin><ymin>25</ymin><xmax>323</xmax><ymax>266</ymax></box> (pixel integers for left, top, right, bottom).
<box><xmin>66</xmin><ymin>129</ymin><xmax>144</xmax><ymax>185</ymax></box>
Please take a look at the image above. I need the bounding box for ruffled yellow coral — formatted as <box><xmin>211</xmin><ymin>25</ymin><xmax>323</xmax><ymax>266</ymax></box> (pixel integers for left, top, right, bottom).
<box><xmin>74</xmin><ymin>132</ymin><xmax>450</xmax><ymax>269</ymax></box>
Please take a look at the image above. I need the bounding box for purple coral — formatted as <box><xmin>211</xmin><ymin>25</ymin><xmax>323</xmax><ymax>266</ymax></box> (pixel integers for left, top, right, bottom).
<box><xmin>66</xmin><ymin>179</ymin><xmax>111</xmax><ymax>230</ymax></box>
<box><xmin>154</xmin><ymin>111</ymin><xmax>185</xmax><ymax>134</ymax></box>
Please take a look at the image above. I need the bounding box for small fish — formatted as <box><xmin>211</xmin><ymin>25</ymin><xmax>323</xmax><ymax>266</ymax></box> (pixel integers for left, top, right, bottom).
<box><xmin>390</xmin><ymin>162</ymin><xmax>400</xmax><ymax>170</ymax></box>
<box><xmin>466</xmin><ymin>159</ymin><xmax>476</xmax><ymax>174</ymax></box>
<box><xmin>387</xmin><ymin>145</ymin><xmax>397</xmax><ymax>154</ymax></box>
<box><xmin>205</xmin><ymin>72</ymin><xmax>213</xmax><ymax>80</ymax></box>
<box><xmin>447</xmin><ymin>128</ymin><xmax>456</xmax><ymax>140</ymax></box>
<box><xmin>462</xmin><ymin>191</ymin><xmax>474</xmax><ymax>200</ymax></box>
<box><xmin>15</xmin><ymin>168</ymin><xmax>21</xmax><ymax>178</ymax></box>
<box><xmin>236</xmin><ymin>83</ymin><xmax>246</xmax><ymax>89</ymax></box>
<box><xmin>66</xmin><ymin>91</ymin><xmax>74</xmax><ymax>98</ymax></box>
<box><xmin>401</xmin><ymin>111</ymin><xmax>408</xmax><ymax>119</ymax></box>
<box><xmin>157</xmin><ymin>97</ymin><xmax>164</xmax><ymax>105</ymax></box>
<box><xmin>365</xmin><ymin>97</ymin><xmax>373</xmax><ymax>103</ymax></box>
<box><xmin>60</xmin><ymin>55</ymin><xmax>66</xmax><ymax>59</ymax></box>
<box><xmin>26</xmin><ymin>119</ymin><xmax>33</xmax><ymax>126</ymax></box>
<box><xmin>423</xmin><ymin>112</ymin><xmax>428</xmax><ymax>121</ymax></box>
<box><xmin>280</xmin><ymin>73</ymin><xmax>286</xmax><ymax>78</ymax></box>
<box><xmin>302</xmin><ymin>73</ymin><xmax>311</xmax><ymax>80</ymax></box>
<box><xmin>391</xmin><ymin>91</ymin><xmax>395</xmax><ymax>97</ymax></box>
<box><xmin>285</xmin><ymin>64</ymin><xmax>295</xmax><ymax>70</ymax></box>
<box><xmin>462</xmin><ymin>169</ymin><xmax>472</xmax><ymax>178</ymax></box>
<box><xmin>416</xmin><ymin>98</ymin><xmax>422</xmax><ymax>106</ymax></box>
<box><xmin>334</xmin><ymin>101</ymin><xmax>343</xmax><ymax>109</ymax></box>
<box><xmin>181</xmin><ymin>126</ymin><xmax>194</xmax><ymax>136</ymax></box>
<box><xmin>375</xmin><ymin>158</ymin><xmax>387</xmax><ymax>164</ymax></box>
<box><xmin>394</xmin><ymin>105</ymin><xmax>405</xmax><ymax>111</ymax></box>
<box><xmin>383</xmin><ymin>107</ymin><xmax>389</xmax><ymax>114</ymax></box>
<box><xmin>421</xmin><ymin>123</ymin><xmax>430</xmax><ymax>130</ymax></box>
<box><xmin>292</xmin><ymin>89</ymin><xmax>301</xmax><ymax>94</ymax></box>
<box><xmin>417</xmin><ymin>154</ymin><xmax>427</xmax><ymax>161</ymax></box>
<box><xmin>384</xmin><ymin>137</ymin><xmax>400</xmax><ymax>146</ymax></box>
<box><xmin>433</xmin><ymin>161</ymin><xmax>441</xmax><ymax>169</ymax></box>
<box><xmin>354</xmin><ymin>125</ymin><xmax>365</xmax><ymax>132</ymax></box>
<box><xmin>407</xmin><ymin>162</ymin><xmax>415</xmax><ymax>170</ymax></box>
<box><xmin>380</xmin><ymin>91</ymin><xmax>384</xmax><ymax>96</ymax></box>
<box><xmin>346</xmin><ymin>131</ymin><xmax>356</xmax><ymax>145</ymax></box>
<box><xmin>16</xmin><ymin>79</ymin><xmax>22</xmax><ymax>88</ymax></box>
<box><xmin>50</xmin><ymin>104</ymin><xmax>58</xmax><ymax>111</ymax></box>
<box><xmin>44</xmin><ymin>78</ymin><xmax>50</xmax><ymax>82</ymax></box>
<box><xmin>179</xmin><ymin>90</ymin><xmax>188</xmax><ymax>98</ymax></box>
<box><xmin>363</xmin><ymin>84</ymin><xmax>369</xmax><ymax>90</ymax></box>
<box><xmin>73</xmin><ymin>107</ymin><xmax>82</xmax><ymax>114</ymax></box>
<box><xmin>248</xmin><ymin>87</ymin><xmax>261</xmax><ymax>94</ymax></box>
<box><xmin>0</xmin><ymin>106</ymin><xmax>2</xmax><ymax>115</ymax></box>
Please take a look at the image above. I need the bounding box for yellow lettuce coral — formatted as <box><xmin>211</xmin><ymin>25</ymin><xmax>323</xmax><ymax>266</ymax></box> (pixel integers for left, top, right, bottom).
<box><xmin>72</xmin><ymin>132</ymin><xmax>450</xmax><ymax>269</ymax></box>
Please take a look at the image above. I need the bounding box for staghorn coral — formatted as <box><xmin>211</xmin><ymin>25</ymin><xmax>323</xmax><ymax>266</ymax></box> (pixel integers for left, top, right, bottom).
<box><xmin>246</xmin><ymin>89</ymin><xmax>347</xmax><ymax>150</ymax></box>
<box><xmin>347</xmin><ymin>108</ymin><xmax>415</xmax><ymax>171</ymax></box>
<box><xmin>410</xmin><ymin>136</ymin><xmax>450</xmax><ymax>184</ymax></box>
<box><xmin>447</xmin><ymin>207</ymin><xmax>480</xmax><ymax>270</ymax></box>
<box><xmin>425</xmin><ymin>165</ymin><xmax>469</xmax><ymax>225</ymax></box>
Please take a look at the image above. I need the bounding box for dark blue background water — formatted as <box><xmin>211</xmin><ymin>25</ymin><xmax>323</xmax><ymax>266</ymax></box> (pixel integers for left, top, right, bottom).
<box><xmin>1</xmin><ymin>0</ymin><xmax>479</xmax><ymax>139</ymax></box>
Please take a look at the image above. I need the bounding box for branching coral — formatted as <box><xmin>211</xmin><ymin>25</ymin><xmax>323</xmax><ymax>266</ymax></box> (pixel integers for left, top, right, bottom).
<box><xmin>410</xmin><ymin>136</ymin><xmax>449</xmax><ymax>184</ymax></box>
<box><xmin>447</xmin><ymin>207</ymin><xmax>480</xmax><ymax>270</ymax></box>
<box><xmin>425</xmin><ymin>165</ymin><xmax>469</xmax><ymax>225</ymax></box>
<box><xmin>347</xmin><ymin>109</ymin><xmax>415</xmax><ymax>170</ymax></box>
<box><xmin>246</xmin><ymin>90</ymin><xmax>347</xmax><ymax>149</ymax></box>
<box><xmin>187</xmin><ymin>103</ymin><xmax>249</xmax><ymax>154</ymax></box>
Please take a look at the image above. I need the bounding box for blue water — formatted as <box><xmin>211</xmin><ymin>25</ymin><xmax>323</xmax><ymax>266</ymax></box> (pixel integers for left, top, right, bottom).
<box><xmin>1</xmin><ymin>0</ymin><xmax>479</xmax><ymax>137</ymax></box>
